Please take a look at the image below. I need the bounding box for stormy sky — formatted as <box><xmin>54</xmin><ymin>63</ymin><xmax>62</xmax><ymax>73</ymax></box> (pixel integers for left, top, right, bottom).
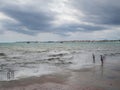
<box><xmin>0</xmin><ymin>0</ymin><xmax>120</xmax><ymax>42</ymax></box>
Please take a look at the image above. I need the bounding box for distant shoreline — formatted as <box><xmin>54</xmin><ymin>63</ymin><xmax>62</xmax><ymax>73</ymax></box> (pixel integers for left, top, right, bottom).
<box><xmin>0</xmin><ymin>40</ymin><xmax>120</xmax><ymax>44</ymax></box>
<box><xmin>15</xmin><ymin>40</ymin><xmax>120</xmax><ymax>43</ymax></box>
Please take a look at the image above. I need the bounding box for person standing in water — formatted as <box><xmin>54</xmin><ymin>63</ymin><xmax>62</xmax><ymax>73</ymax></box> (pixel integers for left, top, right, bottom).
<box><xmin>100</xmin><ymin>55</ymin><xmax>104</xmax><ymax>66</ymax></box>
<box><xmin>92</xmin><ymin>54</ymin><xmax>95</xmax><ymax>63</ymax></box>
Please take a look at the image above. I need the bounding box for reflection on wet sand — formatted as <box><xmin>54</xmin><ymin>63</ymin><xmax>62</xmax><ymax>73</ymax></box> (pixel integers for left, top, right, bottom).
<box><xmin>100</xmin><ymin>55</ymin><xmax>105</xmax><ymax>77</ymax></box>
<box><xmin>100</xmin><ymin>64</ymin><xmax>104</xmax><ymax>77</ymax></box>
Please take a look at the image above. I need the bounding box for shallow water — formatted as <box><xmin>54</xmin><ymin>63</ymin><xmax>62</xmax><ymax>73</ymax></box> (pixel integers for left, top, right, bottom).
<box><xmin>0</xmin><ymin>42</ymin><xmax>120</xmax><ymax>81</ymax></box>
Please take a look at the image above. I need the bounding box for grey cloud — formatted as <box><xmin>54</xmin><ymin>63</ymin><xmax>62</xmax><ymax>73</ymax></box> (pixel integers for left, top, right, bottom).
<box><xmin>3</xmin><ymin>9</ymin><xmax>54</xmax><ymax>30</ymax></box>
<box><xmin>1</xmin><ymin>3</ymin><xmax>55</xmax><ymax>33</ymax></box>
<box><xmin>0</xmin><ymin>0</ymin><xmax>55</xmax><ymax>35</ymax></box>
<box><xmin>71</xmin><ymin>0</ymin><xmax>120</xmax><ymax>25</ymax></box>
<box><xmin>56</xmin><ymin>23</ymin><xmax>106</xmax><ymax>33</ymax></box>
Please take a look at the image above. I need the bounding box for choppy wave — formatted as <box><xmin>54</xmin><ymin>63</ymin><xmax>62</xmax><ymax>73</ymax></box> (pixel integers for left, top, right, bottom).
<box><xmin>0</xmin><ymin>42</ymin><xmax>120</xmax><ymax>81</ymax></box>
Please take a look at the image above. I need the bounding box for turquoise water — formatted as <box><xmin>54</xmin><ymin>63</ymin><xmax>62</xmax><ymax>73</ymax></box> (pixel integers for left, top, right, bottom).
<box><xmin>0</xmin><ymin>42</ymin><xmax>120</xmax><ymax>81</ymax></box>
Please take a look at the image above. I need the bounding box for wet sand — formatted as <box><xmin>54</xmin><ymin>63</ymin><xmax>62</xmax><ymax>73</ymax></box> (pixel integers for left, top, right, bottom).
<box><xmin>0</xmin><ymin>56</ymin><xmax>120</xmax><ymax>90</ymax></box>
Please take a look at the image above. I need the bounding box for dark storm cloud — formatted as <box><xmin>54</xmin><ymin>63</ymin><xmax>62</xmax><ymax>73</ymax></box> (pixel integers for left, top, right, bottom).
<box><xmin>0</xmin><ymin>2</ymin><xmax>55</xmax><ymax>34</ymax></box>
<box><xmin>3</xmin><ymin>8</ymin><xmax>54</xmax><ymax>30</ymax></box>
<box><xmin>0</xmin><ymin>0</ymin><xmax>56</xmax><ymax>35</ymax></box>
<box><xmin>71</xmin><ymin>0</ymin><xmax>120</xmax><ymax>25</ymax></box>
<box><xmin>1</xmin><ymin>20</ymin><xmax>37</xmax><ymax>35</ymax></box>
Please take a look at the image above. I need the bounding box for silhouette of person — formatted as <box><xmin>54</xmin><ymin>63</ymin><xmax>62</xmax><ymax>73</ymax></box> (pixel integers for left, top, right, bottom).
<box><xmin>92</xmin><ymin>54</ymin><xmax>95</xmax><ymax>63</ymax></box>
<box><xmin>100</xmin><ymin>55</ymin><xmax>104</xmax><ymax>66</ymax></box>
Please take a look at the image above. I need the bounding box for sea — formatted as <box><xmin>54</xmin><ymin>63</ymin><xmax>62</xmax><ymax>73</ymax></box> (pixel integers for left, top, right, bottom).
<box><xmin>0</xmin><ymin>42</ymin><xmax>120</xmax><ymax>81</ymax></box>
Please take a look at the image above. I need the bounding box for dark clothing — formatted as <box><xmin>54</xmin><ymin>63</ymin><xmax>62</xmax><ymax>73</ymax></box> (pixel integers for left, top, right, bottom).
<box><xmin>100</xmin><ymin>55</ymin><xmax>104</xmax><ymax>66</ymax></box>
<box><xmin>92</xmin><ymin>54</ymin><xmax>95</xmax><ymax>63</ymax></box>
